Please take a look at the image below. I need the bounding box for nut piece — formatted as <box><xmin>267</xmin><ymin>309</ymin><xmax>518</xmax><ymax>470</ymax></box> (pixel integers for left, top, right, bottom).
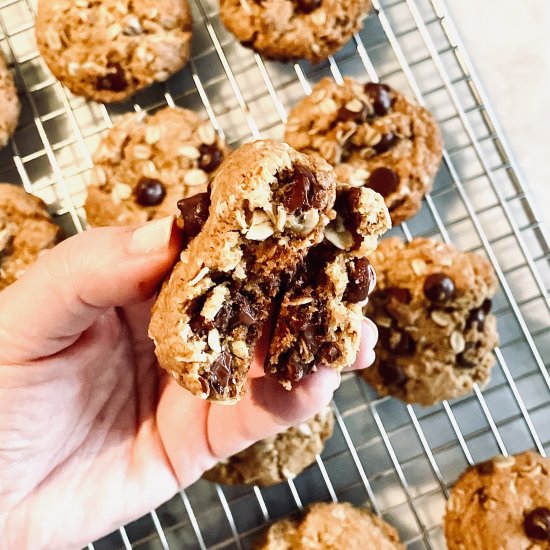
<box><xmin>450</xmin><ymin>330</ymin><xmax>466</xmax><ymax>353</ymax></box>
<box><xmin>431</xmin><ymin>310</ymin><xmax>451</xmax><ymax>327</ymax></box>
<box><xmin>324</xmin><ymin>225</ymin><xmax>354</xmax><ymax>251</ymax></box>
<box><xmin>411</xmin><ymin>259</ymin><xmax>427</xmax><ymax>276</ymax></box>
<box><xmin>245</xmin><ymin>210</ymin><xmax>275</xmax><ymax>241</ymax></box>
<box><xmin>207</xmin><ymin>329</ymin><xmax>222</xmax><ymax>353</ymax></box>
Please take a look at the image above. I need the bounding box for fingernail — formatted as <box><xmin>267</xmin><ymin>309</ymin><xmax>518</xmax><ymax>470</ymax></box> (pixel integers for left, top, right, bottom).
<box><xmin>363</xmin><ymin>317</ymin><xmax>379</xmax><ymax>345</ymax></box>
<box><xmin>129</xmin><ymin>215</ymin><xmax>175</xmax><ymax>254</ymax></box>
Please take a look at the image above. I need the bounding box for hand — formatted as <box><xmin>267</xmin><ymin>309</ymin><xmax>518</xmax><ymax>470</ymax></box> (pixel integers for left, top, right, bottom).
<box><xmin>0</xmin><ymin>216</ymin><xmax>378</xmax><ymax>550</ymax></box>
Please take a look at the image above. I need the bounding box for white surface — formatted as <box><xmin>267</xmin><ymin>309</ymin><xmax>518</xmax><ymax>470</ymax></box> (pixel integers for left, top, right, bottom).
<box><xmin>445</xmin><ymin>0</ymin><xmax>550</xmax><ymax>229</ymax></box>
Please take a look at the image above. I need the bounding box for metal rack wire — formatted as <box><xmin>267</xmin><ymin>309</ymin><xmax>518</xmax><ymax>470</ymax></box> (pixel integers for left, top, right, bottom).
<box><xmin>1</xmin><ymin>0</ymin><xmax>548</xmax><ymax>548</ymax></box>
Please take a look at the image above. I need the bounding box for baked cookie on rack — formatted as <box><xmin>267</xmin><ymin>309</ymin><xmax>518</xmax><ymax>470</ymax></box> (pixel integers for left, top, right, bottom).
<box><xmin>362</xmin><ymin>237</ymin><xmax>498</xmax><ymax>406</ymax></box>
<box><xmin>285</xmin><ymin>77</ymin><xmax>443</xmax><ymax>225</ymax></box>
<box><xmin>254</xmin><ymin>501</ymin><xmax>404</xmax><ymax>549</ymax></box>
<box><xmin>0</xmin><ymin>53</ymin><xmax>20</xmax><ymax>148</ymax></box>
<box><xmin>203</xmin><ymin>407</ymin><xmax>334</xmax><ymax>486</ymax></box>
<box><xmin>85</xmin><ymin>107</ymin><xmax>229</xmax><ymax>227</ymax></box>
<box><xmin>36</xmin><ymin>0</ymin><xmax>193</xmax><ymax>103</ymax></box>
<box><xmin>445</xmin><ymin>451</ymin><xmax>550</xmax><ymax>549</ymax></box>
<box><xmin>219</xmin><ymin>0</ymin><xmax>372</xmax><ymax>64</ymax></box>
<box><xmin>149</xmin><ymin>140</ymin><xmax>390</xmax><ymax>402</ymax></box>
<box><xmin>0</xmin><ymin>183</ymin><xmax>61</xmax><ymax>291</ymax></box>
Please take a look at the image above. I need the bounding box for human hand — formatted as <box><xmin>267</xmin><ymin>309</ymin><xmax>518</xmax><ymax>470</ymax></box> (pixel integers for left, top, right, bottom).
<box><xmin>0</xmin><ymin>216</ymin><xmax>378</xmax><ymax>550</ymax></box>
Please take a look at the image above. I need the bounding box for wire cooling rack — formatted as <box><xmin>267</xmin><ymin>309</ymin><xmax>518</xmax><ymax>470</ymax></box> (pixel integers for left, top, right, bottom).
<box><xmin>1</xmin><ymin>0</ymin><xmax>549</xmax><ymax>548</ymax></box>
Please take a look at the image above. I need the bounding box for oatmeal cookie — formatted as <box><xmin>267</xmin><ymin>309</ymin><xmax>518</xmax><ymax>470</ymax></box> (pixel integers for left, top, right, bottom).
<box><xmin>219</xmin><ymin>0</ymin><xmax>372</xmax><ymax>64</ymax></box>
<box><xmin>0</xmin><ymin>54</ymin><xmax>19</xmax><ymax>148</ymax></box>
<box><xmin>362</xmin><ymin>237</ymin><xmax>498</xmax><ymax>405</ymax></box>
<box><xmin>0</xmin><ymin>184</ymin><xmax>62</xmax><ymax>291</ymax></box>
<box><xmin>285</xmin><ymin>77</ymin><xmax>443</xmax><ymax>225</ymax></box>
<box><xmin>203</xmin><ymin>407</ymin><xmax>334</xmax><ymax>486</ymax></box>
<box><xmin>445</xmin><ymin>451</ymin><xmax>550</xmax><ymax>549</ymax></box>
<box><xmin>85</xmin><ymin>107</ymin><xmax>229</xmax><ymax>227</ymax></box>
<box><xmin>36</xmin><ymin>0</ymin><xmax>192</xmax><ymax>103</ymax></box>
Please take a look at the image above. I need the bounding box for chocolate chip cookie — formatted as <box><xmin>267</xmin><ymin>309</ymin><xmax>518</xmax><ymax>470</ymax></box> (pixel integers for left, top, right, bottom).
<box><xmin>0</xmin><ymin>54</ymin><xmax>20</xmax><ymax>149</ymax></box>
<box><xmin>285</xmin><ymin>77</ymin><xmax>443</xmax><ymax>225</ymax></box>
<box><xmin>254</xmin><ymin>501</ymin><xmax>404</xmax><ymax>549</ymax></box>
<box><xmin>362</xmin><ymin>237</ymin><xmax>498</xmax><ymax>406</ymax></box>
<box><xmin>203</xmin><ymin>407</ymin><xmax>334</xmax><ymax>486</ymax></box>
<box><xmin>85</xmin><ymin>107</ymin><xmax>229</xmax><ymax>227</ymax></box>
<box><xmin>149</xmin><ymin>140</ymin><xmax>337</xmax><ymax>402</ymax></box>
<box><xmin>445</xmin><ymin>451</ymin><xmax>550</xmax><ymax>549</ymax></box>
<box><xmin>219</xmin><ymin>0</ymin><xmax>372</xmax><ymax>64</ymax></box>
<box><xmin>0</xmin><ymin>184</ymin><xmax>62</xmax><ymax>291</ymax></box>
<box><xmin>36</xmin><ymin>0</ymin><xmax>193</xmax><ymax>103</ymax></box>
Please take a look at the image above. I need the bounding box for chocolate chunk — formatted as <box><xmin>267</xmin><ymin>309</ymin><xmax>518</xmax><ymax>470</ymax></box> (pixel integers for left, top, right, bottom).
<box><xmin>205</xmin><ymin>351</ymin><xmax>233</xmax><ymax>395</ymax></box>
<box><xmin>481</xmin><ymin>298</ymin><xmax>493</xmax><ymax>314</ymax></box>
<box><xmin>523</xmin><ymin>507</ymin><xmax>550</xmax><ymax>541</ymax></box>
<box><xmin>373</xmin><ymin>132</ymin><xmax>398</xmax><ymax>154</ymax></box>
<box><xmin>344</xmin><ymin>258</ymin><xmax>374</xmax><ymax>303</ymax></box>
<box><xmin>319</xmin><ymin>343</ymin><xmax>341</xmax><ymax>364</ymax></box>
<box><xmin>364</xmin><ymin>82</ymin><xmax>392</xmax><ymax>116</ymax></box>
<box><xmin>96</xmin><ymin>62</ymin><xmax>128</xmax><ymax>92</ymax></box>
<box><xmin>283</xmin><ymin>164</ymin><xmax>324</xmax><ymax>213</ymax></box>
<box><xmin>466</xmin><ymin>307</ymin><xmax>486</xmax><ymax>331</ymax></box>
<box><xmin>236</xmin><ymin>296</ymin><xmax>256</xmax><ymax>325</ymax></box>
<box><xmin>456</xmin><ymin>346</ymin><xmax>476</xmax><ymax>369</ymax></box>
<box><xmin>391</xmin><ymin>330</ymin><xmax>416</xmax><ymax>355</ymax></box>
<box><xmin>134</xmin><ymin>178</ymin><xmax>166</xmax><ymax>207</ymax></box>
<box><xmin>423</xmin><ymin>273</ymin><xmax>456</xmax><ymax>303</ymax></box>
<box><xmin>366</xmin><ymin>167</ymin><xmax>400</xmax><ymax>198</ymax></box>
<box><xmin>379</xmin><ymin>361</ymin><xmax>407</xmax><ymax>387</ymax></box>
<box><xmin>384</xmin><ymin>286</ymin><xmax>412</xmax><ymax>305</ymax></box>
<box><xmin>475</xmin><ymin>460</ymin><xmax>494</xmax><ymax>476</ymax></box>
<box><xmin>177</xmin><ymin>191</ymin><xmax>211</xmax><ymax>246</ymax></box>
<box><xmin>301</xmin><ymin>324</ymin><xmax>322</xmax><ymax>355</ymax></box>
<box><xmin>305</xmin><ymin>241</ymin><xmax>339</xmax><ymax>281</ymax></box>
<box><xmin>198</xmin><ymin>144</ymin><xmax>223</xmax><ymax>173</ymax></box>
<box><xmin>334</xmin><ymin>187</ymin><xmax>363</xmax><ymax>244</ymax></box>
<box><xmin>296</xmin><ymin>0</ymin><xmax>322</xmax><ymax>13</ymax></box>
<box><xmin>337</xmin><ymin>102</ymin><xmax>367</xmax><ymax>123</ymax></box>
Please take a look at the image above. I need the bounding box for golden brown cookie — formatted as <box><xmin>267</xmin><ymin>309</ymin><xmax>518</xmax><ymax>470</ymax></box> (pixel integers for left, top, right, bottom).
<box><xmin>254</xmin><ymin>501</ymin><xmax>404</xmax><ymax>549</ymax></box>
<box><xmin>203</xmin><ymin>408</ymin><xmax>334</xmax><ymax>486</ymax></box>
<box><xmin>0</xmin><ymin>54</ymin><xmax>19</xmax><ymax>149</ymax></box>
<box><xmin>85</xmin><ymin>107</ymin><xmax>229</xmax><ymax>227</ymax></box>
<box><xmin>363</xmin><ymin>237</ymin><xmax>498</xmax><ymax>405</ymax></box>
<box><xmin>445</xmin><ymin>451</ymin><xmax>550</xmax><ymax>550</ymax></box>
<box><xmin>219</xmin><ymin>0</ymin><xmax>372</xmax><ymax>64</ymax></box>
<box><xmin>36</xmin><ymin>0</ymin><xmax>193</xmax><ymax>103</ymax></box>
<box><xmin>0</xmin><ymin>184</ymin><xmax>61</xmax><ymax>291</ymax></box>
<box><xmin>285</xmin><ymin>77</ymin><xmax>443</xmax><ymax>225</ymax></box>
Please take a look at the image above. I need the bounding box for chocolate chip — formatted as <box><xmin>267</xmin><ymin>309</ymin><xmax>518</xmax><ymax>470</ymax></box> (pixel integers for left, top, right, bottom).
<box><xmin>344</xmin><ymin>258</ymin><xmax>374</xmax><ymax>303</ymax></box>
<box><xmin>423</xmin><ymin>273</ymin><xmax>456</xmax><ymax>303</ymax></box>
<box><xmin>301</xmin><ymin>324</ymin><xmax>322</xmax><ymax>355</ymax></box>
<box><xmin>373</xmin><ymin>132</ymin><xmax>399</xmax><ymax>154</ymax></box>
<box><xmin>379</xmin><ymin>361</ymin><xmax>407</xmax><ymax>387</ymax></box>
<box><xmin>334</xmin><ymin>187</ymin><xmax>363</xmax><ymax>247</ymax></box>
<box><xmin>364</xmin><ymin>82</ymin><xmax>392</xmax><ymax>116</ymax></box>
<box><xmin>337</xmin><ymin>103</ymin><xmax>367</xmax><ymax>123</ymax></box>
<box><xmin>391</xmin><ymin>330</ymin><xmax>416</xmax><ymax>355</ymax></box>
<box><xmin>296</xmin><ymin>0</ymin><xmax>322</xmax><ymax>13</ymax></box>
<box><xmin>236</xmin><ymin>297</ymin><xmax>256</xmax><ymax>325</ymax></box>
<box><xmin>523</xmin><ymin>507</ymin><xmax>550</xmax><ymax>541</ymax></box>
<box><xmin>96</xmin><ymin>62</ymin><xmax>128</xmax><ymax>92</ymax></box>
<box><xmin>475</xmin><ymin>460</ymin><xmax>494</xmax><ymax>476</ymax></box>
<box><xmin>475</xmin><ymin>488</ymin><xmax>488</xmax><ymax>505</ymax></box>
<box><xmin>283</xmin><ymin>164</ymin><xmax>323</xmax><ymax>213</ymax></box>
<box><xmin>319</xmin><ymin>343</ymin><xmax>341</xmax><ymax>364</ymax></box>
<box><xmin>366</xmin><ymin>167</ymin><xmax>400</xmax><ymax>198</ymax></box>
<box><xmin>456</xmin><ymin>347</ymin><xmax>476</xmax><ymax>369</ymax></box>
<box><xmin>134</xmin><ymin>178</ymin><xmax>166</xmax><ymax>206</ymax></box>
<box><xmin>198</xmin><ymin>144</ymin><xmax>223</xmax><ymax>173</ymax></box>
<box><xmin>384</xmin><ymin>286</ymin><xmax>412</xmax><ymax>304</ymax></box>
<box><xmin>205</xmin><ymin>351</ymin><xmax>233</xmax><ymax>395</ymax></box>
<box><xmin>481</xmin><ymin>298</ymin><xmax>493</xmax><ymax>314</ymax></box>
<box><xmin>177</xmin><ymin>191</ymin><xmax>210</xmax><ymax>246</ymax></box>
<box><xmin>466</xmin><ymin>307</ymin><xmax>486</xmax><ymax>331</ymax></box>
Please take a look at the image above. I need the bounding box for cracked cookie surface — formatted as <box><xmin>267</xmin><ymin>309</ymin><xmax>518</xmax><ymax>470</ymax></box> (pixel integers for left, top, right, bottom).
<box><xmin>254</xmin><ymin>501</ymin><xmax>404</xmax><ymax>549</ymax></box>
<box><xmin>0</xmin><ymin>54</ymin><xmax>19</xmax><ymax>149</ymax></box>
<box><xmin>363</xmin><ymin>237</ymin><xmax>498</xmax><ymax>405</ymax></box>
<box><xmin>149</xmin><ymin>140</ymin><xmax>337</xmax><ymax>402</ymax></box>
<box><xmin>85</xmin><ymin>107</ymin><xmax>229</xmax><ymax>227</ymax></box>
<box><xmin>36</xmin><ymin>0</ymin><xmax>192</xmax><ymax>103</ymax></box>
<box><xmin>0</xmin><ymin>184</ymin><xmax>62</xmax><ymax>291</ymax></box>
<box><xmin>203</xmin><ymin>407</ymin><xmax>334</xmax><ymax>486</ymax></box>
<box><xmin>445</xmin><ymin>452</ymin><xmax>550</xmax><ymax>550</ymax></box>
<box><xmin>220</xmin><ymin>0</ymin><xmax>372</xmax><ymax>63</ymax></box>
<box><xmin>285</xmin><ymin>77</ymin><xmax>442</xmax><ymax>225</ymax></box>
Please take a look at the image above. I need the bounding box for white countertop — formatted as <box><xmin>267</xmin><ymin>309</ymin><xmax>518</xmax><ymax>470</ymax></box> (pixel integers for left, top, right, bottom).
<box><xmin>445</xmin><ymin>0</ymin><xmax>550</xmax><ymax>230</ymax></box>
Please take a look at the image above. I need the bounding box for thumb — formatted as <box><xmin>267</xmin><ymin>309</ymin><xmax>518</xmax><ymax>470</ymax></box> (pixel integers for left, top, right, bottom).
<box><xmin>0</xmin><ymin>216</ymin><xmax>179</xmax><ymax>363</ymax></box>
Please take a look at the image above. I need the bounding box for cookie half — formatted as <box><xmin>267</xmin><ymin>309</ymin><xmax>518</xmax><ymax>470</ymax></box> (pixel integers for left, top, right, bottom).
<box><xmin>36</xmin><ymin>0</ymin><xmax>193</xmax><ymax>103</ymax></box>
<box><xmin>219</xmin><ymin>0</ymin><xmax>372</xmax><ymax>63</ymax></box>
<box><xmin>363</xmin><ymin>237</ymin><xmax>498</xmax><ymax>406</ymax></box>
<box><xmin>285</xmin><ymin>77</ymin><xmax>442</xmax><ymax>225</ymax></box>
<box><xmin>0</xmin><ymin>184</ymin><xmax>62</xmax><ymax>290</ymax></box>
<box><xmin>0</xmin><ymin>53</ymin><xmax>20</xmax><ymax>149</ymax></box>
<box><xmin>203</xmin><ymin>407</ymin><xmax>334</xmax><ymax>486</ymax></box>
<box><xmin>85</xmin><ymin>107</ymin><xmax>229</xmax><ymax>227</ymax></box>
<box><xmin>445</xmin><ymin>452</ymin><xmax>550</xmax><ymax>549</ymax></box>
<box><xmin>254</xmin><ymin>501</ymin><xmax>404</xmax><ymax>549</ymax></box>
<box><xmin>149</xmin><ymin>140</ymin><xmax>336</xmax><ymax>402</ymax></box>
